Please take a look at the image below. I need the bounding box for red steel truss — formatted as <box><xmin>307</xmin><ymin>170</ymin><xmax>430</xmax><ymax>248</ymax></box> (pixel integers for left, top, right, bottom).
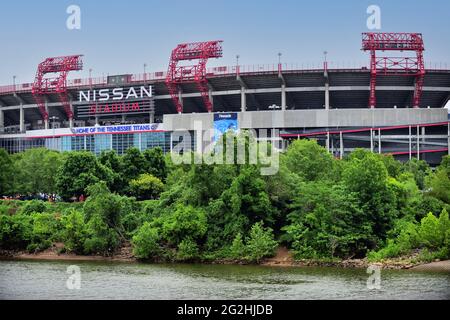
<box><xmin>166</xmin><ymin>41</ymin><xmax>223</xmax><ymax>113</ymax></box>
<box><xmin>32</xmin><ymin>55</ymin><xmax>83</xmax><ymax>121</ymax></box>
<box><xmin>362</xmin><ymin>33</ymin><xmax>425</xmax><ymax>108</ymax></box>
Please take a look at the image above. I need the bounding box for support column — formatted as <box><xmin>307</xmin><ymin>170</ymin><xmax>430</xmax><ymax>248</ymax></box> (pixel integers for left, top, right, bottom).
<box><xmin>178</xmin><ymin>88</ymin><xmax>183</xmax><ymax>114</ymax></box>
<box><xmin>417</xmin><ymin>125</ymin><xmax>420</xmax><ymax>160</ymax></box>
<box><xmin>324</xmin><ymin>82</ymin><xmax>330</xmax><ymax>110</ymax></box>
<box><xmin>69</xmin><ymin>100</ymin><xmax>74</xmax><ymax>128</ymax></box>
<box><xmin>340</xmin><ymin>131</ymin><xmax>344</xmax><ymax>159</ymax></box>
<box><xmin>149</xmin><ymin>99</ymin><xmax>155</xmax><ymax>123</ymax></box>
<box><xmin>378</xmin><ymin>128</ymin><xmax>381</xmax><ymax>154</ymax></box>
<box><xmin>95</xmin><ymin>116</ymin><xmax>99</xmax><ymax>126</ymax></box>
<box><xmin>331</xmin><ymin>136</ymin><xmax>334</xmax><ymax>155</ymax></box>
<box><xmin>370</xmin><ymin>129</ymin><xmax>374</xmax><ymax>152</ymax></box>
<box><xmin>122</xmin><ymin>114</ymin><xmax>126</xmax><ymax>123</ymax></box>
<box><xmin>0</xmin><ymin>108</ymin><xmax>4</xmax><ymax>133</ymax></box>
<box><xmin>409</xmin><ymin>126</ymin><xmax>412</xmax><ymax>160</ymax></box>
<box><xmin>241</xmin><ymin>87</ymin><xmax>246</xmax><ymax>112</ymax></box>
<box><xmin>326</xmin><ymin>132</ymin><xmax>330</xmax><ymax>152</ymax></box>
<box><xmin>149</xmin><ymin>111</ymin><xmax>155</xmax><ymax>124</ymax></box>
<box><xmin>44</xmin><ymin>100</ymin><xmax>49</xmax><ymax>130</ymax></box>
<box><xmin>421</xmin><ymin>127</ymin><xmax>426</xmax><ymax>144</ymax></box>
<box><xmin>19</xmin><ymin>105</ymin><xmax>25</xmax><ymax>133</ymax></box>
<box><xmin>448</xmin><ymin>122</ymin><xmax>450</xmax><ymax>156</ymax></box>
<box><xmin>208</xmin><ymin>89</ymin><xmax>214</xmax><ymax>113</ymax></box>
<box><xmin>281</xmin><ymin>84</ymin><xmax>286</xmax><ymax>110</ymax></box>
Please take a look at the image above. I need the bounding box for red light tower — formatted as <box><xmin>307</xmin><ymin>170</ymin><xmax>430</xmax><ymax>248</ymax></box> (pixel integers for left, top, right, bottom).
<box><xmin>32</xmin><ymin>55</ymin><xmax>83</xmax><ymax>121</ymax></box>
<box><xmin>166</xmin><ymin>41</ymin><xmax>223</xmax><ymax>113</ymax></box>
<box><xmin>362</xmin><ymin>33</ymin><xmax>425</xmax><ymax>108</ymax></box>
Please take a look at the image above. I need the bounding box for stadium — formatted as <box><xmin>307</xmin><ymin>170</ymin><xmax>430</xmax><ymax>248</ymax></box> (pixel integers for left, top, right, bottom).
<box><xmin>0</xmin><ymin>32</ymin><xmax>449</xmax><ymax>165</ymax></box>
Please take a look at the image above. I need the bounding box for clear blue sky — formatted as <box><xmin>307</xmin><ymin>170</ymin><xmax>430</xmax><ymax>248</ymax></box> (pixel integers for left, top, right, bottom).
<box><xmin>1</xmin><ymin>0</ymin><xmax>450</xmax><ymax>85</ymax></box>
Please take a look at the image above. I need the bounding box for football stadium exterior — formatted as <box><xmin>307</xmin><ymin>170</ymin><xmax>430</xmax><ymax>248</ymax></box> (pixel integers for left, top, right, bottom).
<box><xmin>0</xmin><ymin>34</ymin><xmax>449</xmax><ymax>165</ymax></box>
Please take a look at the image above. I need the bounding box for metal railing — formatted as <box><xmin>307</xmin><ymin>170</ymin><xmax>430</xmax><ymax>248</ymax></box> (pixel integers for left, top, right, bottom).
<box><xmin>1</xmin><ymin>61</ymin><xmax>449</xmax><ymax>95</ymax></box>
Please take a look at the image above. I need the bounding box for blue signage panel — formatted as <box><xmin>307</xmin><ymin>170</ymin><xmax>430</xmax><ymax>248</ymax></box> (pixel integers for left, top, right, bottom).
<box><xmin>213</xmin><ymin>113</ymin><xmax>238</xmax><ymax>142</ymax></box>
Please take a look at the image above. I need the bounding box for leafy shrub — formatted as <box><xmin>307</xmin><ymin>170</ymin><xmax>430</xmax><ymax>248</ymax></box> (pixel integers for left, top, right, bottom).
<box><xmin>176</xmin><ymin>238</ymin><xmax>200</xmax><ymax>261</ymax></box>
<box><xmin>0</xmin><ymin>214</ymin><xmax>33</xmax><ymax>250</ymax></box>
<box><xmin>224</xmin><ymin>223</ymin><xmax>277</xmax><ymax>263</ymax></box>
<box><xmin>28</xmin><ymin>212</ymin><xmax>60</xmax><ymax>252</ymax></box>
<box><xmin>228</xmin><ymin>233</ymin><xmax>246</xmax><ymax>260</ymax></box>
<box><xmin>83</xmin><ymin>214</ymin><xmax>120</xmax><ymax>255</ymax></box>
<box><xmin>159</xmin><ymin>204</ymin><xmax>207</xmax><ymax>246</ymax></box>
<box><xmin>20</xmin><ymin>200</ymin><xmax>48</xmax><ymax>215</ymax></box>
<box><xmin>418</xmin><ymin>210</ymin><xmax>450</xmax><ymax>250</ymax></box>
<box><xmin>244</xmin><ymin>222</ymin><xmax>278</xmax><ymax>263</ymax></box>
<box><xmin>60</xmin><ymin>209</ymin><xmax>87</xmax><ymax>254</ymax></box>
<box><xmin>132</xmin><ymin>222</ymin><xmax>161</xmax><ymax>259</ymax></box>
<box><xmin>129</xmin><ymin>174</ymin><xmax>164</xmax><ymax>200</ymax></box>
<box><xmin>368</xmin><ymin>209</ymin><xmax>450</xmax><ymax>261</ymax></box>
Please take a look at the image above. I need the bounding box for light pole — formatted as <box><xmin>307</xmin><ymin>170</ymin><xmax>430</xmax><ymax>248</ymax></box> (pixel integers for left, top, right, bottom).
<box><xmin>324</xmin><ymin>51</ymin><xmax>328</xmax><ymax>69</ymax></box>
<box><xmin>236</xmin><ymin>55</ymin><xmax>240</xmax><ymax>74</ymax></box>
<box><xmin>144</xmin><ymin>63</ymin><xmax>147</xmax><ymax>81</ymax></box>
<box><xmin>278</xmin><ymin>52</ymin><xmax>282</xmax><ymax>72</ymax></box>
<box><xmin>13</xmin><ymin>75</ymin><xmax>16</xmax><ymax>91</ymax></box>
<box><xmin>89</xmin><ymin>68</ymin><xmax>93</xmax><ymax>87</ymax></box>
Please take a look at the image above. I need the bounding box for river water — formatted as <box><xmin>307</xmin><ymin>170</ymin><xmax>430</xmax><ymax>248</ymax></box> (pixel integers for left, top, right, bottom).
<box><xmin>0</xmin><ymin>260</ymin><xmax>448</xmax><ymax>300</ymax></box>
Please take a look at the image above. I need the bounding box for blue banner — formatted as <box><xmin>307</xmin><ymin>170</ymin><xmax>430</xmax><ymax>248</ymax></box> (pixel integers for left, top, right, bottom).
<box><xmin>213</xmin><ymin>113</ymin><xmax>238</xmax><ymax>142</ymax></box>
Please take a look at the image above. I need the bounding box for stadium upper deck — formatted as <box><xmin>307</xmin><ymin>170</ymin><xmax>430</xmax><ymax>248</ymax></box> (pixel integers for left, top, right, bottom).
<box><xmin>0</xmin><ymin>64</ymin><xmax>449</xmax><ymax>130</ymax></box>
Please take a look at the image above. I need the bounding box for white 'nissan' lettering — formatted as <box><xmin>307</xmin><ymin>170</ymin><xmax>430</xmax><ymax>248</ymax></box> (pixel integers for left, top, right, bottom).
<box><xmin>78</xmin><ymin>86</ymin><xmax>152</xmax><ymax>102</ymax></box>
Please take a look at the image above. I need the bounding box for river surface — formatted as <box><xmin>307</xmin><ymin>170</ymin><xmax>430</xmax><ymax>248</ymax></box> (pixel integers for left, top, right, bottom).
<box><xmin>0</xmin><ymin>260</ymin><xmax>449</xmax><ymax>300</ymax></box>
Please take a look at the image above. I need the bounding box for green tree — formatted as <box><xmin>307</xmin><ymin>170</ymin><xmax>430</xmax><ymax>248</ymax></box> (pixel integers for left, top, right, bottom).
<box><xmin>403</xmin><ymin>158</ymin><xmax>431</xmax><ymax>190</ymax></box>
<box><xmin>129</xmin><ymin>174</ymin><xmax>164</xmax><ymax>200</ymax></box>
<box><xmin>99</xmin><ymin>150</ymin><xmax>126</xmax><ymax>193</ymax></box>
<box><xmin>13</xmin><ymin>148</ymin><xmax>63</xmax><ymax>195</ymax></box>
<box><xmin>426</xmin><ymin>158</ymin><xmax>450</xmax><ymax>204</ymax></box>
<box><xmin>56</xmin><ymin>151</ymin><xmax>113</xmax><ymax>200</ymax></box>
<box><xmin>244</xmin><ymin>222</ymin><xmax>278</xmax><ymax>263</ymax></box>
<box><xmin>122</xmin><ymin>147</ymin><xmax>146</xmax><ymax>181</ymax></box>
<box><xmin>132</xmin><ymin>222</ymin><xmax>161</xmax><ymax>259</ymax></box>
<box><xmin>284</xmin><ymin>182</ymin><xmax>371</xmax><ymax>258</ymax></box>
<box><xmin>0</xmin><ymin>213</ymin><xmax>33</xmax><ymax>250</ymax></box>
<box><xmin>380</xmin><ymin>154</ymin><xmax>402</xmax><ymax>178</ymax></box>
<box><xmin>342</xmin><ymin>150</ymin><xmax>398</xmax><ymax>242</ymax></box>
<box><xmin>158</xmin><ymin>204</ymin><xmax>207</xmax><ymax>246</ymax></box>
<box><xmin>60</xmin><ymin>209</ymin><xmax>87</xmax><ymax>254</ymax></box>
<box><xmin>282</xmin><ymin>139</ymin><xmax>335</xmax><ymax>181</ymax></box>
<box><xmin>143</xmin><ymin>147</ymin><xmax>167</xmax><ymax>181</ymax></box>
<box><xmin>0</xmin><ymin>149</ymin><xmax>14</xmax><ymax>195</ymax></box>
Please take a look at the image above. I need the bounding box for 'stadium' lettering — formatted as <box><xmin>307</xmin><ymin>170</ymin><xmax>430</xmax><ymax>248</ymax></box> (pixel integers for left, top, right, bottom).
<box><xmin>88</xmin><ymin>103</ymin><xmax>141</xmax><ymax>115</ymax></box>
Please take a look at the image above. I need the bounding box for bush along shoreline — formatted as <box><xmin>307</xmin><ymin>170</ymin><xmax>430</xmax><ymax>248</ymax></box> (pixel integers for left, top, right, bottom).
<box><xmin>1</xmin><ymin>137</ymin><xmax>450</xmax><ymax>268</ymax></box>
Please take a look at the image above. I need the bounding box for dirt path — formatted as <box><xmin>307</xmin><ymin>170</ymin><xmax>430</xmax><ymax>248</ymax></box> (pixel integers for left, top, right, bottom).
<box><xmin>261</xmin><ymin>247</ymin><xmax>295</xmax><ymax>266</ymax></box>
<box><xmin>410</xmin><ymin>260</ymin><xmax>450</xmax><ymax>272</ymax></box>
<box><xmin>1</xmin><ymin>243</ymin><xmax>136</xmax><ymax>263</ymax></box>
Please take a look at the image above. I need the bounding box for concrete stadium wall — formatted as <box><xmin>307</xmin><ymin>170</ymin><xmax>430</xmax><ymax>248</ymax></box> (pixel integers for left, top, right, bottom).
<box><xmin>163</xmin><ymin>108</ymin><xmax>448</xmax><ymax>131</ymax></box>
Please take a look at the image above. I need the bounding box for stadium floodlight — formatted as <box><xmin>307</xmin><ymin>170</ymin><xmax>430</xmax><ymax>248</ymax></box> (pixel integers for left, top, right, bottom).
<box><xmin>32</xmin><ymin>55</ymin><xmax>83</xmax><ymax>121</ymax></box>
<box><xmin>362</xmin><ymin>32</ymin><xmax>425</xmax><ymax>109</ymax></box>
<box><xmin>166</xmin><ymin>41</ymin><xmax>223</xmax><ymax>113</ymax></box>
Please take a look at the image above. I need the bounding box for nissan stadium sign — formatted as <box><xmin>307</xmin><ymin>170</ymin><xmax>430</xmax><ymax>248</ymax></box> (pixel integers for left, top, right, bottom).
<box><xmin>76</xmin><ymin>86</ymin><xmax>154</xmax><ymax>117</ymax></box>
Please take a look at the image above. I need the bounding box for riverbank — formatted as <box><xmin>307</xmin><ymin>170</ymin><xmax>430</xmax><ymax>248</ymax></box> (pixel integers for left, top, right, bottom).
<box><xmin>2</xmin><ymin>246</ymin><xmax>449</xmax><ymax>272</ymax></box>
